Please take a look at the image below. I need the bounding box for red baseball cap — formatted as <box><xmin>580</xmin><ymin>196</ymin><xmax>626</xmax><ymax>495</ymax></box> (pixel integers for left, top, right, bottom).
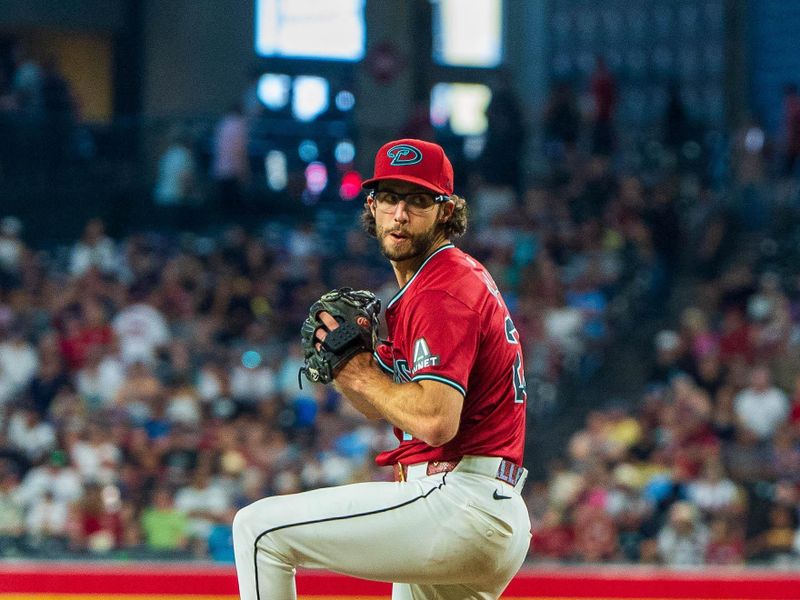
<box><xmin>361</xmin><ymin>138</ymin><xmax>454</xmax><ymax>196</ymax></box>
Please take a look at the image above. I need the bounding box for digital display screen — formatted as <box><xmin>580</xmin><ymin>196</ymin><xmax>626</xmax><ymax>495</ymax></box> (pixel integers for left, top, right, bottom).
<box><xmin>255</xmin><ymin>0</ymin><xmax>365</xmax><ymax>61</ymax></box>
<box><xmin>430</xmin><ymin>82</ymin><xmax>492</xmax><ymax>135</ymax></box>
<box><xmin>432</xmin><ymin>0</ymin><xmax>503</xmax><ymax>67</ymax></box>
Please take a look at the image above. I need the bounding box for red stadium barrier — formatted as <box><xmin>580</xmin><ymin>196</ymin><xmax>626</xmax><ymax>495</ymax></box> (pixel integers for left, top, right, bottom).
<box><xmin>0</xmin><ymin>562</ymin><xmax>798</xmax><ymax>599</ymax></box>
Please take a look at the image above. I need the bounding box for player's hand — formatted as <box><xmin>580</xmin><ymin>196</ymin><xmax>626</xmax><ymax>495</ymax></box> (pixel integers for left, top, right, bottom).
<box><xmin>314</xmin><ymin>311</ymin><xmax>339</xmax><ymax>350</ymax></box>
<box><xmin>299</xmin><ymin>288</ymin><xmax>380</xmax><ymax>386</ymax></box>
<box><xmin>314</xmin><ymin>310</ymin><xmax>372</xmax><ymax>384</ymax></box>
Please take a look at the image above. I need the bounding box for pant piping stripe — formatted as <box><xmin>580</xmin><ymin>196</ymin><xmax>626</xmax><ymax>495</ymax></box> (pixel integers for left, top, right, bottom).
<box><xmin>251</xmin><ymin>473</ymin><xmax>448</xmax><ymax>600</ymax></box>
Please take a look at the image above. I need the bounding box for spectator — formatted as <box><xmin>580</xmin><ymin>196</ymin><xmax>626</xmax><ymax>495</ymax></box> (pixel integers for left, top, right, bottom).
<box><xmin>679</xmin><ymin>307</ymin><xmax>718</xmax><ymax>364</ymax></box>
<box><xmin>25</xmin><ymin>490</ymin><xmax>69</xmax><ymax>551</ymax></box>
<box><xmin>161</xmin><ymin>425</ymin><xmax>203</xmax><ymax>485</ymax></box>
<box><xmin>207</xmin><ymin>507</ymin><xmax>236</xmax><ymax>563</ymax></box>
<box><xmin>686</xmin><ymin>459</ymin><xmax>740</xmax><ymax>517</ymax></box>
<box><xmin>734</xmin><ymin>365</ymin><xmax>789</xmax><ymax>441</ymax></box>
<box><xmin>608</xmin><ymin>464</ymin><xmax>652</xmax><ymax>562</ymax></box>
<box><xmin>140</xmin><ymin>487</ymin><xmax>188</xmax><ymax>553</ymax></box>
<box><xmin>530</xmin><ymin>509</ymin><xmax>574</xmax><ymax>561</ymax></box>
<box><xmin>0</xmin><ymin>216</ymin><xmax>25</xmax><ymax>287</ymax></box>
<box><xmin>69</xmin><ymin>219</ymin><xmax>118</xmax><ymax>277</ymax></box>
<box><xmin>164</xmin><ymin>376</ymin><xmax>203</xmax><ymax>427</ymax></box>
<box><xmin>212</xmin><ymin>103</ymin><xmax>250</xmax><ymax>218</ymax></box>
<box><xmin>122</xmin><ymin>427</ymin><xmax>161</xmax><ymax>485</ymax></box>
<box><xmin>6</xmin><ymin>404</ymin><xmax>56</xmax><ymax>465</ymax></box>
<box><xmin>573</xmin><ymin>502</ymin><xmax>618</xmax><ymax>562</ymax></box>
<box><xmin>112</xmin><ymin>286</ymin><xmax>170</xmax><ymax>366</ymax></box>
<box><xmin>15</xmin><ymin>450</ymin><xmax>82</xmax><ymax>510</ymax></box>
<box><xmin>47</xmin><ymin>385</ymin><xmax>88</xmax><ymax>434</ymax></box>
<box><xmin>58</xmin><ymin>299</ymin><xmax>114</xmax><ymax>372</ymax></box>
<box><xmin>229</xmin><ymin>349</ymin><xmax>276</xmax><ymax>410</ymax></box>
<box><xmin>718</xmin><ymin>308</ymin><xmax>752</xmax><ymax>363</ymax></box>
<box><xmin>0</xmin><ymin>323</ymin><xmax>38</xmax><ymax>407</ymax></box>
<box><xmin>656</xmin><ymin>501</ymin><xmax>710</xmax><ymax>566</ymax></box>
<box><xmin>0</xmin><ymin>470</ymin><xmax>24</xmax><ymax>555</ymax></box>
<box><xmin>768</xmin><ymin>424</ymin><xmax>800</xmax><ymax>481</ymax></box>
<box><xmin>649</xmin><ymin>330</ymin><xmax>689</xmax><ymax>385</ymax></box>
<box><xmin>153</xmin><ymin>126</ymin><xmax>199</xmax><ymax>229</ymax></box>
<box><xmin>113</xmin><ymin>361</ymin><xmax>163</xmax><ymax>425</ymax></box>
<box><xmin>68</xmin><ymin>422</ymin><xmax>121</xmax><ymax>485</ymax></box>
<box><xmin>705</xmin><ymin>517</ymin><xmax>745</xmax><ymax>565</ymax></box>
<box><xmin>748</xmin><ymin>505</ymin><xmax>798</xmax><ymax>563</ymax></box>
<box><xmin>75</xmin><ymin>346</ymin><xmax>125</xmax><ymax>411</ymax></box>
<box><xmin>174</xmin><ymin>466</ymin><xmax>230</xmax><ymax>546</ymax></box>
<box><xmin>28</xmin><ymin>334</ymin><xmax>69</xmax><ymax>417</ymax></box>
<box><xmin>68</xmin><ymin>483</ymin><xmax>124</xmax><ymax>554</ymax></box>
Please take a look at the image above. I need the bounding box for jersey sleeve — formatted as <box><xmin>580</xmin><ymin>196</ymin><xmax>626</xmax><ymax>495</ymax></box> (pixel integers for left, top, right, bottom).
<box><xmin>374</xmin><ymin>341</ymin><xmax>394</xmax><ymax>375</ymax></box>
<box><xmin>402</xmin><ymin>289</ymin><xmax>480</xmax><ymax>396</ymax></box>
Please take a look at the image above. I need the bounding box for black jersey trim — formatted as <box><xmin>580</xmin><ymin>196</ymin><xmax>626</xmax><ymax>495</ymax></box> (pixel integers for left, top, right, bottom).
<box><xmin>411</xmin><ymin>373</ymin><xmax>466</xmax><ymax>397</ymax></box>
<box><xmin>386</xmin><ymin>243</ymin><xmax>455</xmax><ymax>310</ymax></box>
<box><xmin>252</xmin><ymin>474</ymin><xmax>448</xmax><ymax>599</ymax></box>
<box><xmin>373</xmin><ymin>351</ymin><xmax>394</xmax><ymax>374</ymax></box>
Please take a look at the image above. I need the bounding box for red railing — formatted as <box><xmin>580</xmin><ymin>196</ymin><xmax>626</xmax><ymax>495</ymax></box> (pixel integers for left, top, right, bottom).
<box><xmin>1</xmin><ymin>562</ymin><xmax>798</xmax><ymax>599</ymax></box>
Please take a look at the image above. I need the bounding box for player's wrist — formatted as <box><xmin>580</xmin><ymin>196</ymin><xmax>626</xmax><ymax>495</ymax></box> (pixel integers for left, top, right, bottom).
<box><xmin>335</xmin><ymin>350</ymin><xmax>372</xmax><ymax>380</ymax></box>
<box><xmin>337</xmin><ymin>351</ymin><xmax>378</xmax><ymax>392</ymax></box>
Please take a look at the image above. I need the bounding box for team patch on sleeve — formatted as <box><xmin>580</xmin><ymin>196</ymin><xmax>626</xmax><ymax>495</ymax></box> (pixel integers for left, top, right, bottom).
<box><xmin>399</xmin><ymin>289</ymin><xmax>478</xmax><ymax>397</ymax></box>
<box><xmin>411</xmin><ymin>337</ymin><xmax>440</xmax><ymax>373</ymax></box>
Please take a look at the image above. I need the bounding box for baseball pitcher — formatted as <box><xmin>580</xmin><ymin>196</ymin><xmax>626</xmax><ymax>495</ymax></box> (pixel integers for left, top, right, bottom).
<box><xmin>233</xmin><ymin>139</ymin><xmax>530</xmax><ymax>599</ymax></box>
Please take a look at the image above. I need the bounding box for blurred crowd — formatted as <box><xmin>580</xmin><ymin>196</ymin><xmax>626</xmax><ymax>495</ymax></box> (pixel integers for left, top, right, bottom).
<box><xmin>0</xmin><ymin>132</ymin><xmax>680</xmax><ymax>561</ymax></box>
<box><xmin>2</xmin><ymin>36</ymin><xmax>800</xmax><ymax>568</ymax></box>
<box><xmin>526</xmin><ymin>210</ymin><xmax>800</xmax><ymax>567</ymax></box>
<box><xmin>521</xmin><ymin>66</ymin><xmax>800</xmax><ymax>568</ymax></box>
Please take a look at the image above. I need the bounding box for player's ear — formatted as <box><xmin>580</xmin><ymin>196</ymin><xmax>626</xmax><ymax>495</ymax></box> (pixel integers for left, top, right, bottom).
<box><xmin>440</xmin><ymin>199</ymin><xmax>455</xmax><ymax>222</ymax></box>
<box><xmin>367</xmin><ymin>192</ymin><xmax>377</xmax><ymax>216</ymax></box>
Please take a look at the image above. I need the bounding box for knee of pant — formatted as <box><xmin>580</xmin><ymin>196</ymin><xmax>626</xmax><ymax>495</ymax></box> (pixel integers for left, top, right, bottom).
<box><xmin>233</xmin><ymin>500</ymin><xmax>292</xmax><ymax>560</ymax></box>
<box><xmin>232</xmin><ymin>498</ymin><xmax>283</xmax><ymax>542</ymax></box>
<box><xmin>232</xmin><ymin>503</ymin><xmax>259</xmax><ymax>541</ymax></box>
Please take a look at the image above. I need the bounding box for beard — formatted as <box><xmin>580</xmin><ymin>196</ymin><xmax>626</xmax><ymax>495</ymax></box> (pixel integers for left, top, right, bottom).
<box><xmin>376</xmin><ymin>221</ymin><xmax>440</xmax><ymax>262</ymax></box>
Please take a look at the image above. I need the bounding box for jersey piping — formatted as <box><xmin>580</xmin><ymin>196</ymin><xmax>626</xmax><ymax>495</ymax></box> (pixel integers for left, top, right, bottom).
<box><xmin>385</xmin><ymin>243</ymin><xmax>455</xmax><ymax>310</ymax></box>
<box><xmin>251</xmin><ymin>475</ymin><xmax>449</xmax><ymax>599</ymax></box>
<box><xmin>373</xmin><ymin>350</ymin><xmax>393</xmax><ymax>374</ymax></box>
<box><xmin>411</xmin><ymin>373</ymin><xmax>466</xmax><ymax>397</ymax></box>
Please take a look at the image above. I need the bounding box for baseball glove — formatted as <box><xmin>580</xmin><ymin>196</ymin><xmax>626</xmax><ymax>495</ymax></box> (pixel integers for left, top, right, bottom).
<box><xmin>299</xmin><ymin>287</ymin><xmax>381</xmax><ymax>386</ymax></box>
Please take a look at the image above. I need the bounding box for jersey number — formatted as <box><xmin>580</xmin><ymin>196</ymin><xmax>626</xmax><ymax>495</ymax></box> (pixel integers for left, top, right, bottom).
<box><xmin>512</xmin><ymin>352</ymin><xmax>527</xmax><ymax>403</ymax></box>
<box><xmin>505</xmin><ymin>316</ymin><xmax>527</xmax><ymax>403</ymax></box>
<box><xmin>471</xmin><ymin>256</ymin><xmax>527</xmax><ymax>406</ymax></box>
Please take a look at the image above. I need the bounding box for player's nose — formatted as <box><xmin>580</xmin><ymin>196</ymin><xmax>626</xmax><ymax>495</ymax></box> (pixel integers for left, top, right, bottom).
<box><xmin>391</xmin><ymin>201</ymin><xmax>410</xmax><ymax>222</ymax></box>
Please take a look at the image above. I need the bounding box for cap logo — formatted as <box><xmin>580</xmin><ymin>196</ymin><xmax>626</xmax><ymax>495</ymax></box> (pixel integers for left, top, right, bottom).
<box><xmin>387</xmin><ymin>144</ymin><xmax>422</xmax><ymax>166</ymax></box>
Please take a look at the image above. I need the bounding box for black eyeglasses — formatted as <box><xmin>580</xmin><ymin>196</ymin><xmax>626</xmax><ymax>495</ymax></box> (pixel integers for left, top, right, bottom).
<box><xmin>368</xmin><ymin>190</ymin><xmax>450</xmax><ymax>216</ymax></box>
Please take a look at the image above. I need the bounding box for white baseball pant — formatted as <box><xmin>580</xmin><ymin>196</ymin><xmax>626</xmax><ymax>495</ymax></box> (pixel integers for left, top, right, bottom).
<box><xmin>232</xmin><ymin>456</ymin><xmax>530</xmax><ymax>600</ymax></box>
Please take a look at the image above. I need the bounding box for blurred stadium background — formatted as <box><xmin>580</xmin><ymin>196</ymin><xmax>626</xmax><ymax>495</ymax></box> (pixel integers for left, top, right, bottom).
<box><xmin>1</xmin><ymin>0</ymin><xmax>800</xmax><ymax>597</ymax></box>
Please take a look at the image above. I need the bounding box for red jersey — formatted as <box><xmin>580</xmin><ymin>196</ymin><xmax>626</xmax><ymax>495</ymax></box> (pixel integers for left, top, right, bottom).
<box><xmin>374</xmin><ymin>243</ymin><xmax>526</xmax><ymax>467</ymax></box>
